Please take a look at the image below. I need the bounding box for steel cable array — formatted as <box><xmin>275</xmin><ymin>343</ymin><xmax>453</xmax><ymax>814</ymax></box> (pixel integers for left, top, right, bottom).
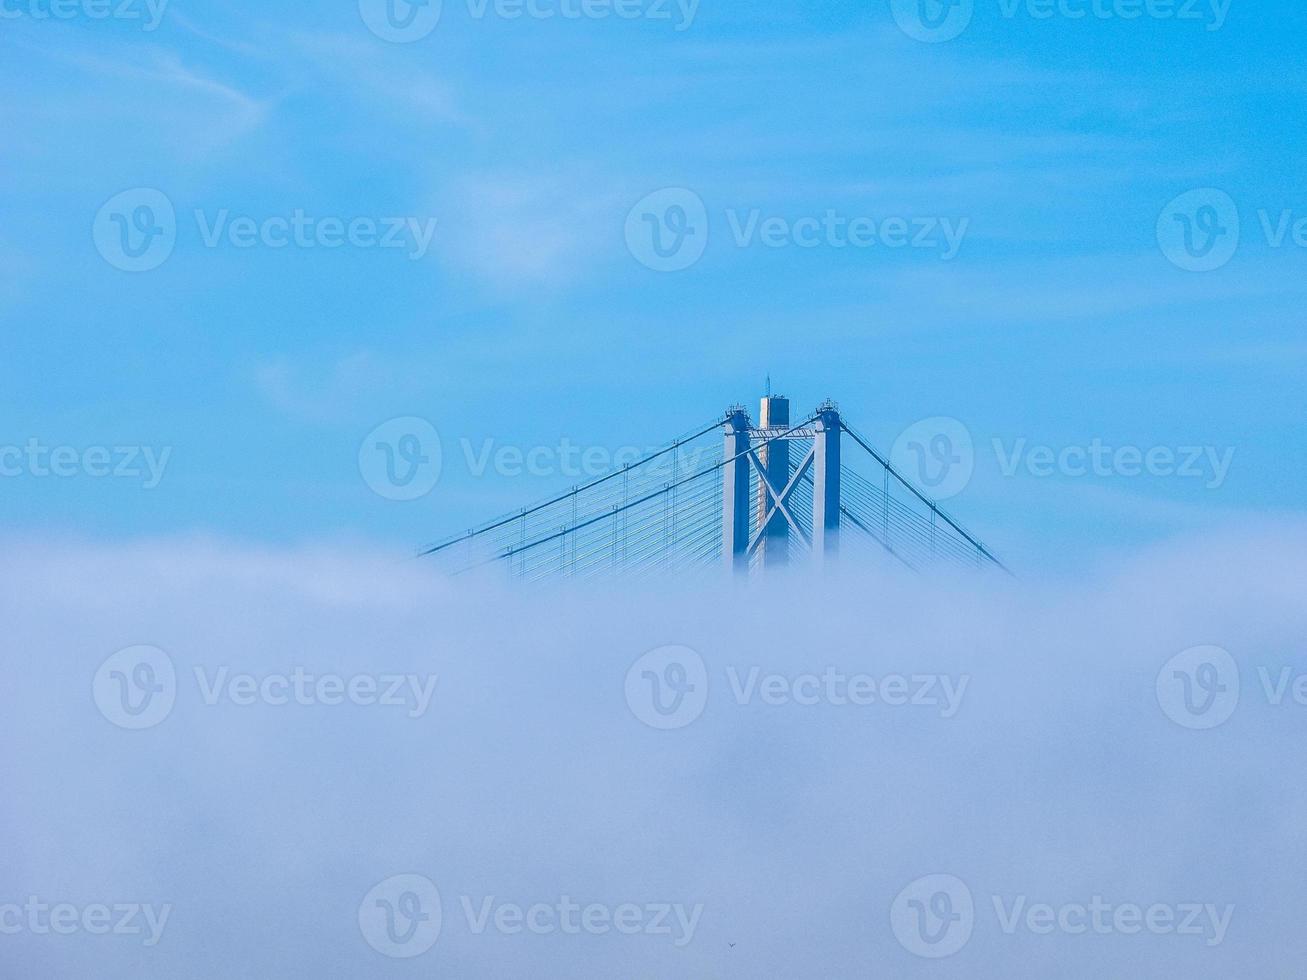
<box><xmin>421</xmin><ymin>409</ymin><xmax>1006</xmax><ymax>580</ymax></box>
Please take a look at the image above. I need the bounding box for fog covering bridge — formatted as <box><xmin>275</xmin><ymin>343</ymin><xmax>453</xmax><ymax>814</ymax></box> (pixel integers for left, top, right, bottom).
<box><xmin>420</xmin><ymin>396</ymin><xmax>1007</xmax><ymax>582</ymax></box>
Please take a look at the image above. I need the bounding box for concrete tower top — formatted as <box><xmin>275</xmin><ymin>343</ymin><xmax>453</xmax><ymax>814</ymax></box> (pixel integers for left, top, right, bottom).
<box><xmin>759</xmin><ymin>394</ymin><xmax>789</xmax><ymax>428</ymax></box>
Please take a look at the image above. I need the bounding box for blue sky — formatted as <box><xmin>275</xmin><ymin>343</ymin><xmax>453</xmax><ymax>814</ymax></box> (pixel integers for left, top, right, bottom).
<box><xmin>2</xmin><ymin>0</ymin><xmax>1305</xmax><ymax>568</ymax></box>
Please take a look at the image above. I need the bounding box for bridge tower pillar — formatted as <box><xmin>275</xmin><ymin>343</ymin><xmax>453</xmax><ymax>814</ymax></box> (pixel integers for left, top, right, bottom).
<box><xmin>722</xmin><ymin>406</ymin><xmax>751</xmax><ymax>574</ymax></box>
<box><xmin>812</xmin><ymin>401</ymin><xmax>841</xmax><ymax>562</ymax></box>
<box><xmin>756</xmin><ymin>394</ymin><xmax>791</xmax><ymax>567</ymax></box>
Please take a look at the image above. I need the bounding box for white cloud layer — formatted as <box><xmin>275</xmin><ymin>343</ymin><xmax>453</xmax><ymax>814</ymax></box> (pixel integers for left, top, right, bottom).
<box><xmin>3</xmin><ymin>526</ymin><xmax>1306</xmax><ymax>977</ymax></box>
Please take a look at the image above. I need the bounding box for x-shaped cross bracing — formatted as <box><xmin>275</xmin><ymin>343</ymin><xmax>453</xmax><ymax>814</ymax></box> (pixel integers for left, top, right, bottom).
<box><xmin>746</xmin><ymin>444</ymin><xmax>814</xmax><ymax>555</ymax></box>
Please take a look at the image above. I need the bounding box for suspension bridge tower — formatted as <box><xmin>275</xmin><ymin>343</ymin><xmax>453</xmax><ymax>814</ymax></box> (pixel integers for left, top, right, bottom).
<box><xmin>722</xmin><ymin>395</ymin><xmax>841</xmax><ymax>573</ymax></box>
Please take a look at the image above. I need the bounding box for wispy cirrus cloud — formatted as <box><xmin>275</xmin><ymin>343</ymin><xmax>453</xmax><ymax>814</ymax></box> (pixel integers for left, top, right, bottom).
<box><xmin>432</xmin><ymin>172</ymin><xmax>623</xmax><ymax>288</ymax></box>
<box><xmin>3</xmin><ymin>36</ymin><xmax>276</xmax><ymax>164</ymax></box>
